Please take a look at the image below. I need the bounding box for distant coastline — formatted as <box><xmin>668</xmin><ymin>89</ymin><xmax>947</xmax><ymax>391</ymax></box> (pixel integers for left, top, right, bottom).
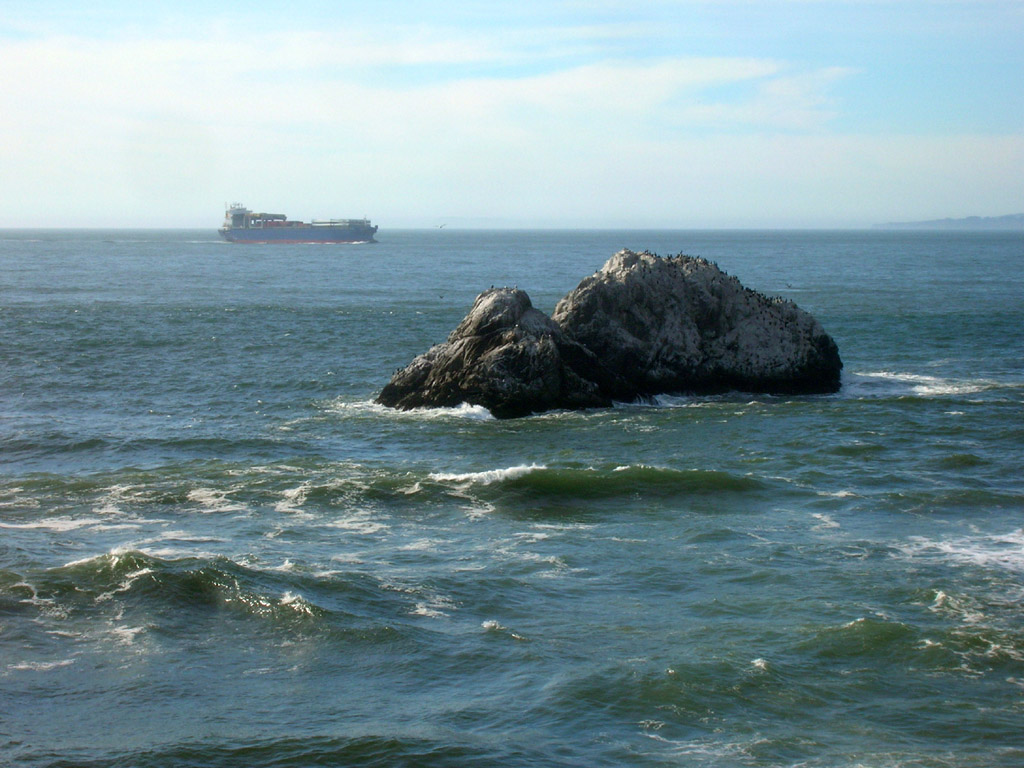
<box><xmin>877</xmin><ymin>213</ymin><xmax>1024</xmax><ymax>230</ymax></box>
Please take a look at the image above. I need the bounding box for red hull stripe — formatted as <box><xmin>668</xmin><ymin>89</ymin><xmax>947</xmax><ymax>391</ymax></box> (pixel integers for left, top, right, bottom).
<box><xmin>223</xmin><ymin>239</ymin><xmax>372</xmax><ymax>244</ymax></box>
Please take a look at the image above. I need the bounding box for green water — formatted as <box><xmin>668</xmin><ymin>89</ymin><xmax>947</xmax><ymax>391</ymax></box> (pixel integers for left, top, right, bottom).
<box><xmin>1</xmin><ymin>229</ymin><xmax>1022</xmax><ymax>766</ymax></box>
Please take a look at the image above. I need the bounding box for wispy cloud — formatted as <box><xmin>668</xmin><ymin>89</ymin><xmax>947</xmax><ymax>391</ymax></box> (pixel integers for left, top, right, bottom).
<box><xmin>0</xmin><ymin>28</ymin><xmax>844</xmax><ymax>132</ymax></box>
<box><xmin>0</xmin><ymin>2</ymin><xmax>1019</xmax><ymax>226</ymax></box>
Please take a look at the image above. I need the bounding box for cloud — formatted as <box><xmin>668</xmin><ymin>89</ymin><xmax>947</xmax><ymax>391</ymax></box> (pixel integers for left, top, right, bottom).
<box><xmin>0</xmin><ymin>29</ymin><xmax>844</xmax><ymax>181</ymax></box>
<box><xmin>0</xmin><ymin>25</ymin><xmax>837</xmax><ymax>128</ymax></box>
<box><xmin>0</xmin><ymin>18</ymin><xmax>1018</xmax><ymax>227</ymax></box>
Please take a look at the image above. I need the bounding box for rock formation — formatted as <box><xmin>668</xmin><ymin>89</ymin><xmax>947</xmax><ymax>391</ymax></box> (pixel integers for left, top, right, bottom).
<box><xmin>377</xmin><ymin>250</ymin><xmax>842</xmax><ymax>417</ymax></box>
<box><xmin>553</xmin><ymin>250</ymin><xmax>842</xmax><ymax>396</ymax></box>
<box><xmin>375</xmin><ymin>287</ymin><xmax>619</xmax><ymax>419</ymax></box>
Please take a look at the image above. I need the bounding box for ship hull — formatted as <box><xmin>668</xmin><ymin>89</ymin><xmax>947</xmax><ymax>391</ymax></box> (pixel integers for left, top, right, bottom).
<box><xmin>219</xmin><ymin>225</ymin><xmax>377</xmax><ymax>244</ymax></box>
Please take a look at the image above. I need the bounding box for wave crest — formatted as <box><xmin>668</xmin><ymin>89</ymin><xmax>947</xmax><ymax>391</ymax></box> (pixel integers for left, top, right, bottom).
<box><xmin>425</xmin><ymin>463</ymin><xmax>762</xmax><ymax>499</ymax></box>
<box><xmin>850</xmin><ymin>370</ymin><xmax>1011</xmax><ymax>399</ymax></box>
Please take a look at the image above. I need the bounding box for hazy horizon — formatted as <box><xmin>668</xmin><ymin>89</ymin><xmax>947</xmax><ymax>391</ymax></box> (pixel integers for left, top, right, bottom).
<box><xmin>5</xmin><ymin>215</ymin><xmax>1024</xmax><ymax>232</ymax></box>
<box><xmin>2</xmin><ymin>1</ymin><xmax>1021</xmax><ymax>229</ymax></box>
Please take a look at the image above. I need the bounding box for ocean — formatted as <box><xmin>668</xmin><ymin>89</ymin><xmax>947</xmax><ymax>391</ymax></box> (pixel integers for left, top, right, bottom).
<box><xmin>1</xmin><ymin>228</ymin><xmax>1022</xmax><ymax>767</ymax></box>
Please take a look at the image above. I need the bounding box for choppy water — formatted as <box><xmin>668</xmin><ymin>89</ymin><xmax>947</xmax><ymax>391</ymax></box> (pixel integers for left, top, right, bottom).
<box><xmin>1</xmin><ymin>229</ymin><xmax>1022</xmax><ymax>767</ymax></box>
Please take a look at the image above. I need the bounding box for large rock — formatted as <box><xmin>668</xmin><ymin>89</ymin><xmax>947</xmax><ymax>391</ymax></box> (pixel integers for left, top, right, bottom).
<box><xmin>376</xmin><ymin>288</ymin><xmax>618</xmax><ymax>418</ymax></box>
<box><xmin>377</xmin><ymin>250</ymin><xmax>842</xmax><ymax>418</ymax></box>
<box><xmin>552</xmin><ymin>250</ymin><xmax>842</xmax><ymax>396</ymax></box>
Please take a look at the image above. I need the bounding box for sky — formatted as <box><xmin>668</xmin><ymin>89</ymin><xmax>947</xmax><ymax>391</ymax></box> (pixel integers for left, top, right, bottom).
<box><xmin>1</xmin><ymin>0</ymin><xmax>1021</xmax><ymax>228</ymax></box>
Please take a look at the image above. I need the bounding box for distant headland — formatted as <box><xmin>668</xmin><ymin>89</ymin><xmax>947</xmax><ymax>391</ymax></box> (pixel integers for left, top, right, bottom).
<box><xmin>877</xmin><ymin>213</ymin><xmax>1024</xmax><ymax>230</ymax></box>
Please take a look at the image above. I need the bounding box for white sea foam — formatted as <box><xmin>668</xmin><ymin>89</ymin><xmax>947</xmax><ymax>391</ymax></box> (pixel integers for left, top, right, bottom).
<box><xmin>481</xmin><ymin>619</ymin><xmax>527</xmax><ymax>640</ymax></box>
<box><xmin>92</xmin><ymin>522</ymin><xmax>144</xmax><ymax>532</ymax></box>
<box><xmin>462</xmin><ymin>501</ymin><xmax>497</xmax><ymax>519</ymax></box>
<box><xmin>62</xmin><ymin>553</ymin><xmax>105</xmax><ymax>569</ymax></box>
<box><xmin>811</xmin><ymin>513</ymin><xmax>841</xmax><ymax>530</ymax></box>
<box><xmin>429</xmin><ymin>463</ymin><xmax>545</xmax><ymax>485</ymax></box>
<box><xmin>411</xmin><ymin>603</ymin><xmax>445</xmax><ymax>618</ymax></box>
<box><xmin>325</xmin><ymin>512</ymin><xmax>389</xmax><ymax>535</ymax></box>
<box><xmin>68</xmin><ymin>537</ymin><xmax>222</xmax><ymax>563</ymax></box>
<box><xmin>109</xmin><ymin>625</ymin><xmax>146</xmax><ymax>646</ymax></box>
<box><xmin>901</xmin><ymin>529</ymin><xmax>1024</xmax><ymax>574</ymax></box>
<box><xmin>816</xmin><ymin>490</ymin><xmax>857</xmax><ymax>499</ymax></box>
<box><xmin>0</xmin><ymin>516</ymin><xmax>102</xmax><ymax>532</ymax></box>
<box><xmin>533</xmin><ymin>521</ymin><xmax>596</xmax><ymax>532</ymax></box>
<box><xmin>138</xmin><ymin>546</ymin><xmax>224</xmax><ymax>560</ymax></box>
<box><xmin>512</xmin><ymin>531</ymin><xmax>550</xmax><ymax>543</ymax></box>
<box><xmin>853</xmin><ymin>370</ymin><xmax>998</xmax><ymax>398</ymax></box>
<box><xmin>328</xmin><ymin>398</ymin><xmax>494</xmax><ymax>421</ymax></box>
<box><xmin>187</xmin><ymin>487</ymin><xmax>247</xmax><ymax>514</ymax></box>
<box><xmin>324</xmin><ymin>399</ymin><xmax>391</xmax><ymax>417</ymax></box>
<box><xmin>419</xmin><ymin>402</ymin><xmax>495</xmax><ymax>420</ymax></box>
<box><xmin>411</xmin><ymin>594</ymin><xmax>456</xmax><ymax>618</ymax></box>
<box><xmin>927</xmin><ymin>590</ymin><xmax>989</xmax><ymax>625</ymax></box>
<box><xmin>640</xmin><ymin>732</ymin><xmax>755</xmax><ymax>760</ymax></box>
<box><xmin>158</xmin><ymin>529</ymin><xmax>217</xmax><ymax>542</ymax></box>
<box><xmin>0</xmin><ymin>488</ymin><xmax>40</xmax><ymax>510</ymax></box>
<box><xmin>280</xmin><ymin>591</ymin><xmax>317</xmax><ymax>616</ymax></box>
<box><xmin>61</xmin><ymin>545</ymin><xmax>153</xmax><ymax>569</ymax></box>
<box><xmin>275</xmin><ymin>483</ymin><xmax>310</xmax><ymax>514</ymax></box>
<box><xmin>399</xmin><ymin>538</ymin><xmax>445</xmax><ymax>552</ymax></box>
<box><xmin>93</xmin><ymin>484</ymin><xmax>142</xmax><ymax>516</ymax></box>
<box><xmin>311</xmin><ymin>568</ymin><xmax>345</xmax><ymax>578</ymax></box>
<box><xmin>96</xmin><ymin>566</ymin><xmax>155</xmax><ymax>603</ymax></box>
<box><xmin>329</xmin><ymin>552</ymin><xmax>365</xmax><ymax>565</ymax></box>
<box><xmin>8</xmin><ymin>659</ymin><xmax>76</xmax><ymax>672</ymax></box>
<box><xmin>45</xmin><ymin>630</ymin><xmax>82</xmax><ymax>639</ymax></box>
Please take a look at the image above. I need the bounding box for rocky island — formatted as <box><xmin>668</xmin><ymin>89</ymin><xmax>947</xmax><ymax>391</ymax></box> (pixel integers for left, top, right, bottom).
<box><xmin>377</xmin><ymin>250</ymin><xmax>842</xmax><ymax>418</ymax></box>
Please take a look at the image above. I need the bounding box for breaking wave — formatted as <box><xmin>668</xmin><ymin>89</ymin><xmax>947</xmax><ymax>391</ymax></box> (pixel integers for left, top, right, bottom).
<box><xmin>425</xmin><ymin>463</ymin><xmax>764</xmax><ymax>499</ymax></box>
<box><xmin>3</xmin><ymin>550</ymin><xmax>444</xmax><ymax>642</ymax></box>
<box><xmin>848</xmin><ymin>370</ymin><xmax>1016</xmax><ymax>399</ymax></box>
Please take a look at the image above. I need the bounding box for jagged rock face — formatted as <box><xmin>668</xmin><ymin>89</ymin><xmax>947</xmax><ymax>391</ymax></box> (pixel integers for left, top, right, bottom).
<box><xmin>376</xmin><ymin>288</ymin><xmax>615</xmax><ymax>418</ymax></box>
<box><xmin>552</xmin><ymin>250</ymin><xmax>842</xmax><ymax>396</ymax></box>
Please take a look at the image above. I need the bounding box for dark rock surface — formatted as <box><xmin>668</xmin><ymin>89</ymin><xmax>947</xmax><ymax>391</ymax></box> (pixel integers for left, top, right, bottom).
<box><xmin>553</xmin><ymin>250</ymin><xmax>842</xmax><ymax>396</ymax></box>
<box><xmin>376</xmin><ymin>288</ymin><xmax>618</xmax><ymax>419</ymax></box>
<box><xmin>377</xmin><ymin>250</ymin><xmax>842</xmax><ymax>417</ymax></box>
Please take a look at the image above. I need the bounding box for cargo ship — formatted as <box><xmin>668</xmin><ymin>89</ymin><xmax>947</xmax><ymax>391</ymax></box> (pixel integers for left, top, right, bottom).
<box><xmin>218</xmin><ymin>204</ymin><xmax>378</xmax><ymax>243</ymax></box>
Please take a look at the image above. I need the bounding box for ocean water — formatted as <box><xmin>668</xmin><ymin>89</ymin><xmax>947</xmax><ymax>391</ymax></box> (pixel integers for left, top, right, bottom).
<box><xmin>1</xmin><ymin>228</ymin><xmax>1022</xmax><ymax>767</ymax></box>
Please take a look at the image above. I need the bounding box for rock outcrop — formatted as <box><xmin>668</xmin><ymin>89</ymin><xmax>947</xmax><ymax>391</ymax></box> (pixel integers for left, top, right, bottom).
<box><xmin>377</xmin><ymin>250</ymin><xmax>842</xmax><ymax>417</ymax></box>
<box><xmin>375</xmin><ymin>288</ymin><xmax>619</xmax><ymax>419</ymax></box>
<box><xmin>553</xmin><ymin>250</ymin><xmax>842</xmax><ymax>396</ymax></box>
